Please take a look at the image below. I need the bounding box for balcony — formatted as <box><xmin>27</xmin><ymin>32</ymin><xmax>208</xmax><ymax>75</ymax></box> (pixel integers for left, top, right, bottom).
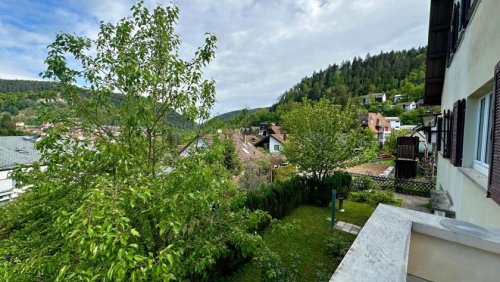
<box><xmin>330</xmin><ymin>204</ymin><xmax>500</xmax><ymax>281</ymax></box>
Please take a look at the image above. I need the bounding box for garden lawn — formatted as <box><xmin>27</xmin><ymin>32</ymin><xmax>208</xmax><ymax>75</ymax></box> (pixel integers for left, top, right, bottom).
<box><xmin>228</xmin><ymin>201</ymin><xmax>376</xmax><ymax>281</ymax></box>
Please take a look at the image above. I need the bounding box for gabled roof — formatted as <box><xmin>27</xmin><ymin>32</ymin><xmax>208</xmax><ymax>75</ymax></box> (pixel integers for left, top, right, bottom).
<box><xmin>270</xmin><ymin>134</ymin><xmax>286</xmax><ymax>144</ymax></box>
<box><xmin>179</xmin><ymin>132</ymin><xmax>264</xmax><ymax>164</ymax></box>
<box><xmin>402</xmin><ymin>101</ymin><xmax>416</xmax><ymax>106</ymax></box>
<box><xmin>0</xmin><ymin>136</ymin><xmax>40</xmax><ymax>170</ymax></box>
<box><xmin>361</xmin><ymin>93</ymin><xmax>386</xmax><ymax>99</ymax></box>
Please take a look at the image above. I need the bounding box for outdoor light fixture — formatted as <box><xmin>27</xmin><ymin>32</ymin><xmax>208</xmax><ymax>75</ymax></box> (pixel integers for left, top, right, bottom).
<box><xmin>420</xmin><ymin>112</ymin><xmax>440</xmax><ymax>128</ymax></box>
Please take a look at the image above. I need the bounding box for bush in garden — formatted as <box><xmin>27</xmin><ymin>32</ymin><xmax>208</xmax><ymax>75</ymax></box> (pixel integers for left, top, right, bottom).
<box><xmin>326</xmin><ymin>235</ymin><xmax>354</xmax><ymax>260</ymax></box>
<box><xmin>348</xmin><ymin>190</ymin><xmax>402</xmax><ymax>206</ymax></box>
<box><xmin>273</xmin><ymin>165</ymin><xmax>297</xmax><ymax>182</ymax></box>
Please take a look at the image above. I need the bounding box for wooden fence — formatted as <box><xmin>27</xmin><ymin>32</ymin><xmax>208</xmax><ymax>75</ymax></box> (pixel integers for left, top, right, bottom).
<box><xmin>350</xmin><ymin>173</ymin><xmax>433</xmax><ymax>197</ymax></box>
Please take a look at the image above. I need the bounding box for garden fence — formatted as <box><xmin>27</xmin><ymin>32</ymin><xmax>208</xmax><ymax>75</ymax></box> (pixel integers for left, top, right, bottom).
<box><xmin>349</xmin><ymin>173</ymin><xmax>433</xmax><ymax>197</ymax></box>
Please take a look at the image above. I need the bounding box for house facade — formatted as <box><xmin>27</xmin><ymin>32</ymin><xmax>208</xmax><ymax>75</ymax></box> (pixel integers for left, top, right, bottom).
<box><xmin>359</xmin><ymin>112</ymin><xmax>391</xmax><ymax>146</ymax></box>
<box><xmin>385</xmin><ymin>117</ymin><xmax>401</xmax><ymax>131</ymax></box>
<box><xmin>425</xmin><ymin>0</ymin><xmax>500</xmax><ymax>227</ymax></box>
<box><xmin>402</xmin><ymin>101</ymin><xmax>416</xmax><ymax>111</ymax></box>
<box><xmin>361</xmin><ymin>93</ymin><xmax>386</xmax><ymax>104</ymax></box>
<box><xmin>0</xmin><ymin>136</ymin><xmax>40</xmax><ymax>204</ymax></box>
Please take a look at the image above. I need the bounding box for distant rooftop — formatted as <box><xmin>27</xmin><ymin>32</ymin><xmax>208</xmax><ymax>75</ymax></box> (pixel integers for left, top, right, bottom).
<box><xmin>0</xmin><ymin>136</ymin><xmax>40</xmax><ymax>170</ymax></box>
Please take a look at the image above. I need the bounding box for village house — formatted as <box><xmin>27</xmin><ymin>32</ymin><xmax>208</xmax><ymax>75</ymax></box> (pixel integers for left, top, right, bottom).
<box><xmin>393</xmin><ymin>94</ymin><xmax>405</xmax><ymax>103</ymax></box>
<box><xmin>385</xmin><ymin>116</ymin><xmax>401</xmax><ymax>131</ymax></box>
<box><xmin>359</xmin><ymin>112</ymin><xmax>391</xmax><ymax>145</ymax></box>
<box><xmin>0</xmin><ymin>136</ymin><xmax>40</xmax><ymax>204</ymax></box>
<box><xmin>254</xmin><ymin>125</ymin><xmax>287</xmax><ymax>153</ymax></box>
<box><xmin>179</xmin><ymin>131</ymin><xmax>264</xmax><ymax>163</ymax></box>
<box><xmin>332</xmin><ymin>1</ymin><xmax>500</xmax><ymax>281</ymax></box>
<box><xmin>402</xmin><ymin>101</ymin><xmax>416</xmax><ymax>111</ymax></box>
<box><xmin>361</xmin><ymin>92</ymin><xmax>386</xmax><ymax>104</ymax></box>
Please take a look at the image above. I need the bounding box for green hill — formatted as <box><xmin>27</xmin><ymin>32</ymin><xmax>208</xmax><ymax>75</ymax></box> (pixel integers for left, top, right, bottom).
<box><xmin>212</xmin><ymin>108</ymin><xmax>267</xmax><ymax>121</ymax></box>
<box><xmin>0</xmin><ymin>79</ymin><xmax>195</xmax><ymax>131</ymax></box>
<box><xmin>272</xmin><ymin>47</ymin><xmax>426</xmax><ymax>109</ymax></box>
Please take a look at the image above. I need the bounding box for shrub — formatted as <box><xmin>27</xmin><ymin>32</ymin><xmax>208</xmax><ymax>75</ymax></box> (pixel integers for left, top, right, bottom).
<box><xmin>273</xmin><ymin>165</ymin><xmax>297</xmax><ymax>182</ymax></box>
<box><xmin>354</xmin><ymin>176</ymin><xmax>377</xmax><ymax>191</ymax></box>
<box><xmin>349</xmin><ymin>190</ymin><xmax>402</xmax><ymax>206</ymax></box>
<box><xmin>303</xmin><ymin>172</ymin><xmax>352</xmax><ymax>207</ymax></box>
<box><xmin>326</xmin><ymin>234</ymin><xmax>354</xmax><ymax>260</ymax></box>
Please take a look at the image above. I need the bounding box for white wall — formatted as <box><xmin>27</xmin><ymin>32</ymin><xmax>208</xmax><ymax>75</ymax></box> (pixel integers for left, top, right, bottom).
<box><xmin>436</xmin><ymin>0</ymin><xmax>500</xmax><ymax>227</ymax></box>
<box><xmin>269</xmin><ymin>136</ymin><xmax>283</xmax><ymax>153</ymax></box>
<box><xmin>408</xmin><ymin>232</ymin><xmax>500</xmax><ymax>282</ymax></box>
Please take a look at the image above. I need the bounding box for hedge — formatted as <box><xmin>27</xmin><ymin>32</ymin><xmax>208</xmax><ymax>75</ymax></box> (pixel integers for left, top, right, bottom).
<box><xmin>244</xmin><ymin>172</ymin><xmax>353</xmax><ymax>218</ymax></box>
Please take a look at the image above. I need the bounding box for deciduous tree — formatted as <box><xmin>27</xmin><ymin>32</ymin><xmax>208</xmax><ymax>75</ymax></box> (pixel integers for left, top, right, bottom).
<box><xmin>282</xmin><ymin>98</ymin><xmax>376</xmax><ymax>180</ymax></box>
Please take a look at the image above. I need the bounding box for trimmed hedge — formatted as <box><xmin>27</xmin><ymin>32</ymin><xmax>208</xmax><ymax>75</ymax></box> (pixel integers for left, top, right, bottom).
<box><xmin>245</xmin><ymin>176</ymin><xmax>304</xmax><ymax>219</ymax></box>
<box><xmin>244</xmin><ymin>172</ymin><xmax>353</xmax><ymax>218</ymax></box>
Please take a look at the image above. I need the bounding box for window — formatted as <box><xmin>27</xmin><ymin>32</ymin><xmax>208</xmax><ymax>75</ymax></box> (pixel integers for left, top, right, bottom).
<box><xmin>274</xmin><ymin>145</ymin><xmax>280</xmax><ymax>151</ymax></box>
<box><xmin>474</xmin><ymin>93</ymin><xmax>493</xmax><ymax>175</ymax></box>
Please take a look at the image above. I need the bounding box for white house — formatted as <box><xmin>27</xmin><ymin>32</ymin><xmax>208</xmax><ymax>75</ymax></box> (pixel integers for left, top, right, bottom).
<box><xmin>393</xmin><ymin>94</ymin><xmax>405</xmax><ymax>103</ymax></box>
<box><xmin>361</xmin><ymin>93</ymin><xmax>386</xmax><ymax>104</ymax></box>
<box><xmin>255</xmin><ymin>133</ymin><xmax>286</xmax><ymax>153</ymax></box>
<box><xmin>402</xmin><ymin>101</ymin><xmax>416</xmax><ymax>111</ymax></box>
<box><xmin>424</xmin><ymin>0</ymin><xmax>500</xmax><ymax>228</ymax></box>
<box><xmin>0</xmin><ymin>136</ymin><xmax>40</xmax><ymax>204</ymax></box>
<box><xmin>385</xmin><ymin>117</ymin><xmax>401</xmax><ymax>131</ymax></box>
<box><xmin>359</xmin><ymin>112</ymin><xmax>391</xmax><ymax>146</ymax></box>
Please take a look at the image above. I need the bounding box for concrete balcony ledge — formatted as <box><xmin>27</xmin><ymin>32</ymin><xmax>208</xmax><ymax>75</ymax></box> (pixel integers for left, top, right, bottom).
<box><xmin>330</xmin><ymin>204</ymin><xmax>500</xmax><ymax>282</ymax></box>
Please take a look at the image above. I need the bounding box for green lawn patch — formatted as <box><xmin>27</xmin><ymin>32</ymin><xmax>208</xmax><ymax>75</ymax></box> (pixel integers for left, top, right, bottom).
<box><xmin>228</xmin><ymin>201</ymin><xmax>375</xmax><ymax>281</ymax></box>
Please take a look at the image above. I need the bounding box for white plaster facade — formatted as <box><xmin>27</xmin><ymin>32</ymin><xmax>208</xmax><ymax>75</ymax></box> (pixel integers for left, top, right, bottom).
<box><xmin>386</xmin><ymin>117</ymin><xmax>401</xmax><ymax>130</ymax></box>
<box><xmin>269</xmin><ymin>135</ymin><xmax>283</xmax><ymax>153</ymax></box>
<box><xmin>436</xmin><ymin>0</ymin><xmax>500</xmax><ymax>228</ymax></box>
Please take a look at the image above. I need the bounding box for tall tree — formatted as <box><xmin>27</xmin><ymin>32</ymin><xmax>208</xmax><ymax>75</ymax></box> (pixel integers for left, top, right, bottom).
<box><xmin>282</xmin><ymin>99</ymin><xmax>376</xmax><ymax>180</ymax></box>
<box><xmin>0</xmin><ymin>2</ymin><xmax>274</xmax><ymax>280</ymax></box>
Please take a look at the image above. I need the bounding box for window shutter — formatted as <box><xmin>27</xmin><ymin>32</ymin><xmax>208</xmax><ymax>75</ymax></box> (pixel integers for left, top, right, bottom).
<box><xmin>450</xmin><ymin>99</ymin><xmax>466</xmax><ymax>166</ymax></box>
<box><xmin>437</xmin><ymin>117</ymin><xmax>443</xmax><ymax>152</ymax></box>
<box><xmin>488</xmin><ymin>62</ymin><xmax>500</xmax><ymax>205</ymax></box>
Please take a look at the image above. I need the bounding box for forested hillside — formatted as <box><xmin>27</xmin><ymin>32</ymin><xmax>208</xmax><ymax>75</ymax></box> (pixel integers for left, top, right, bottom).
<box><xmin>0</xmin><ymin>79</ymin><xmax>59</xmax><ymax>93</ymax></box>
<box><xmin>0</xmin><ymin>79</ymin><xmax>195</xmax><ymax>131</ymax></box>
<box><xmin>272</xmin><ymin>47</ymin><xmax>426</xmax><ymax>109</ymax></box>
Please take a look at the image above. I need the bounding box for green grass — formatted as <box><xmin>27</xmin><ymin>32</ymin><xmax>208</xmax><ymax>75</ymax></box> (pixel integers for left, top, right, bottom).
<box><xmin>228</xmin><ymin>201</ymin><xmax>375</xmax><ymax>282</ymax></box>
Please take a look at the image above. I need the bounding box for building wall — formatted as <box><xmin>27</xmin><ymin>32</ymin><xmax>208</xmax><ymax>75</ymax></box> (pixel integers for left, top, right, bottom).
<box><xmin>269</xmin><ymin>136</ymin><xmax>282</xmax><ymax>153</ymax></box>
<box><xmin>436</xmin><ymin>0</ymin><xmax>500</xmax><ymax>227</ymax></box>
<box><xmin>408</xmin><ymin>231</ymin><xmax>500</xmax><ymax>282</ymax></box>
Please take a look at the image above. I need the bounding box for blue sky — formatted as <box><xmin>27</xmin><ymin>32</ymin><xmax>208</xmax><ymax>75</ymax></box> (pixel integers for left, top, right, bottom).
<box><xmin>0</xmin><ymin>0</ymin><xmax>431</xmax><ymax>115</ymax></box>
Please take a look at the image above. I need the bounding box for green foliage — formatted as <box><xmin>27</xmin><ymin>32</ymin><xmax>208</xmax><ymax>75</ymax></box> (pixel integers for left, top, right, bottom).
<box><xmin>383</xmin><ymin>129</ymin><xmax>413</xmax><ymax>154</ymax></box>
<box><xmin>282</xmin><ymin>98</ymin><xmax>377</xmax><ymax>180</ymax></box>
<box><xmin>272</xmin><ymin>48</ymin><xmax>426</xmax><ymax>109</ymax></box>
<box><xmin>238</xmin><ymin>161</ymin><xmax>270</xmax><ymax>191</ymax></box>
<box><xmin>0</xmin><ymin>79</ymin><xmax>59</xmax><ymax>93</ymax></box>
<box><xmin>245</xmin><ymin>177</ymin><xmax>304</xmax><ymax>219</ymax></box>
<box><xmin>222</xmin><ymin>139</ymin><xmax>242</xmax><ymax>174</ymax></box>
<box><xmin>229</xmin><ymin>205</ymin><xmax>370</xmax><ymax>282</ymax></box>
<box><xmin>303</xmin><ymin>172</ymin><xmax>353</xmax><ymax>207</ymax></box>
<box><xmin>272</xmin><ymin>165</ymin><xmax>296</xmax><ymax>182</ymax></box>
<box><xmin>0</xmin><ymin>2</ymin><xmax>273</xmax><ymax>280</ymax></box>
<box><xmin>355</xmin><ymin>176</ymin><xmax>378</xmax><ymax>191</ymax></box>
<box><xmin>326</xmin><ymin>233</ymin><xmax>355</xmax><ymax>260</ymax></box>
<box><xmin>245</xmin><ymin>173</ymin><xmax>353</xmax><ymax>218</ymax></box>
<box><xmin>349</xmin><ymin>190</ymin><xmax>402</xmax><ymax>206</ymax></box>
<box><xmin>0</xmin><ymin>113</ymin><xmax>24</xmax><ymax>136</ymax></box>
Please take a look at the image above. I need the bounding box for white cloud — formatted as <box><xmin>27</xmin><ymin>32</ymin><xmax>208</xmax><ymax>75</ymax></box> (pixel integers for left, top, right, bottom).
<box><xmin>0</xmin><ymin>0</ymin><xmax>431</xmax><ymax>115</ymax></box>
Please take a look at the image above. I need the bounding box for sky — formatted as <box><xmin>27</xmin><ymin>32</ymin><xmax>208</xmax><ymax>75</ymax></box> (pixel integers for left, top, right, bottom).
<box><xmin>0</xmin><ymin>0</ymin><xmax>431</xmax><ymax>116</ymax></box>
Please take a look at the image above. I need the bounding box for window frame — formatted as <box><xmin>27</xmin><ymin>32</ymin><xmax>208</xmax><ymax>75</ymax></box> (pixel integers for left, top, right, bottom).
<box><xmin>274</xmin><ymin>144</ymin><xmax>280</xmax><ymax>151</ymax></box>
<box><xmin>473</xmin><ymin>93</ymin><xmax>493</xmax><ymax>175</ymax></box>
